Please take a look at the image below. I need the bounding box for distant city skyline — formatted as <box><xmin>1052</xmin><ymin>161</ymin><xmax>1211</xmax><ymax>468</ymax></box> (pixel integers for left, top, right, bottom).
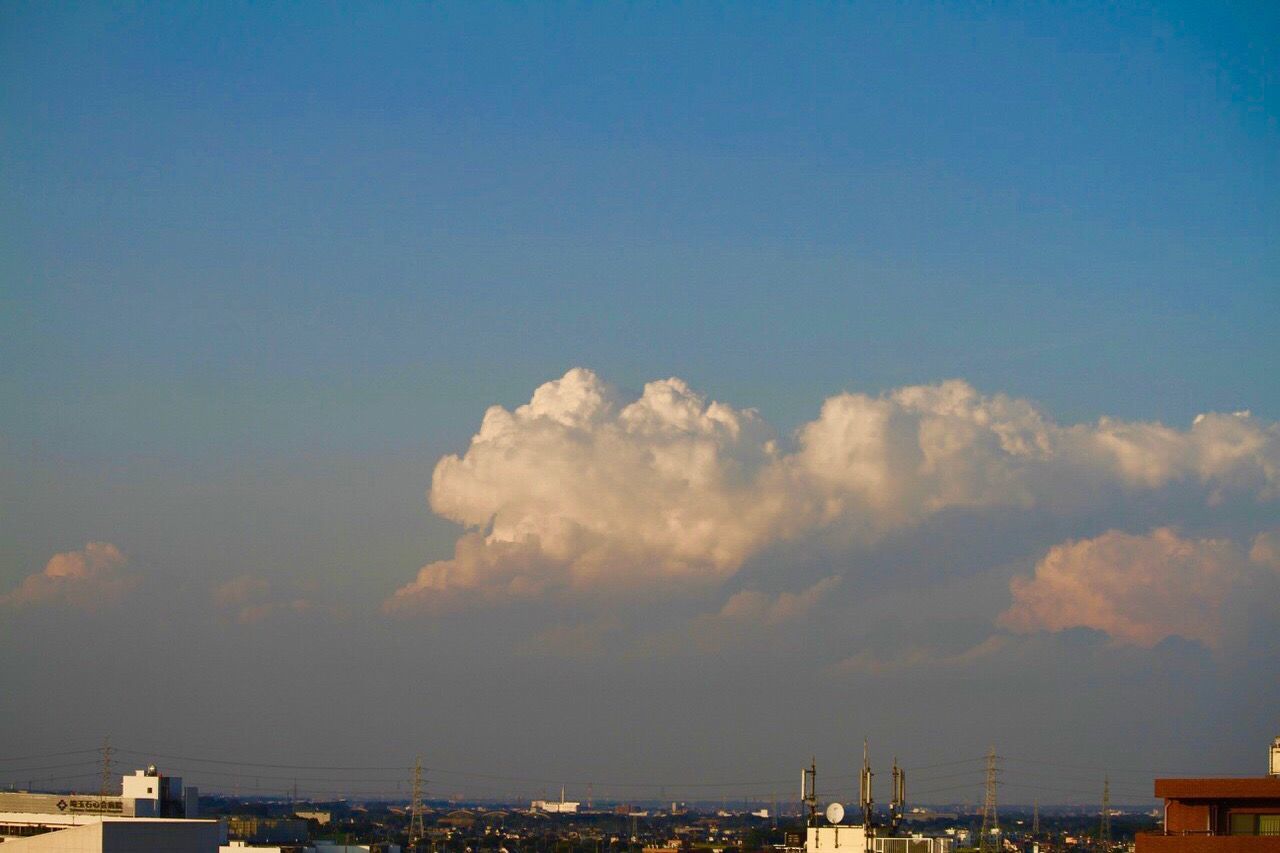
<box><xmin>2</xmin><ymin>2</ymin><xmax>1277</xmax><ymax>805</ymax></box>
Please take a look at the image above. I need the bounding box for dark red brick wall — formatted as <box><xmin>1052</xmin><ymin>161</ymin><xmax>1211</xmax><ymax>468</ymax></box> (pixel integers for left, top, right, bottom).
<box><xmin>1137</xmin><ymin>835</ymin><xmax>1280</xmax><ymax>853</ymax></box>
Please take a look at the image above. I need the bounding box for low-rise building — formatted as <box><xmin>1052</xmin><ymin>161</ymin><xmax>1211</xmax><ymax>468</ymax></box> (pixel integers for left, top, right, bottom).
<box><xmin>0</xmin><ymin>764</ymin><xmax>216</xmax><ymax>851</ymax></box>
<box><xmin>874</xmin><ymin>834</ymin><xmax>955</xmax><ymax>853</ymax></box>
<box><xmin>1135</xmin><ymin>736</ymin><xmax>1280</xmax><ymax>853</ymax></box>
<box><xmin>0</xmin><ymin>816</ymin><xmax>222</xmax><ymax>852</ymax></box>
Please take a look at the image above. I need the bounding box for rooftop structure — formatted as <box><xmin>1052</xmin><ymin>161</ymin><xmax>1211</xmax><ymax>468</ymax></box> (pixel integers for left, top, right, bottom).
<box><xmin>1135</xmin><ymin>736</ymin><xmax>1280</xmax><ymax>853</ymax></box>
<box><xmin>532</xmin><ymin>787</ymin><xmax>580</xmax><ymax>814</ymax></box>
<box><xmin>0</xmin><ymin>765</ymin><xmax>216</xmax><ymax>851</ymax></box>
<box><xmin>0</xmin><ymin>816</ymin><xmax>222</xmax><ymax>852</ymax></box>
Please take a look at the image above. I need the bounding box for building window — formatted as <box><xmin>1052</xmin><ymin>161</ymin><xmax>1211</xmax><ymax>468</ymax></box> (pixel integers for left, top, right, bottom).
<box><xmin>1230</xmin><ymin>814</ymin><xmax>1280</xmax><ymax>836</ymax></box>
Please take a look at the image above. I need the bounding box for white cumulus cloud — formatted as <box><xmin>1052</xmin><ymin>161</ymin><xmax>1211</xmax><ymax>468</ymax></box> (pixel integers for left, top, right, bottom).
<box><xmin>387</xmin><ymin>369</ymin><xmax>1280</xmax><ymax>612</ymax></box>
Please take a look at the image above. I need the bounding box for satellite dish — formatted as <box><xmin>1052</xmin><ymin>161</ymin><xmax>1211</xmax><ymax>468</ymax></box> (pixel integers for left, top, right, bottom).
<box><xmin>826</xmin><ymin>802</ymin><xmax>845</xmax><ymax>824</ymax></box>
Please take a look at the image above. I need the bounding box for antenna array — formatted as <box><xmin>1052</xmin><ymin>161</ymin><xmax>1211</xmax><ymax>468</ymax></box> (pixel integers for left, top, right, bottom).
<box><xmin>802</xmin><ymin>759</ymin><xmax>818</xmax><ymax>827</ymax></box>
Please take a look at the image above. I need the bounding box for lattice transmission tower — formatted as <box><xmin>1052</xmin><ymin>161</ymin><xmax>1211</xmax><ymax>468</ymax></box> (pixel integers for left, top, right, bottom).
<box><xmin>1098</xmin><ymin>776</ymin><xmax>1111</xmax><ymax>853</ymax></box>
<box><xmin>409</xmin><ymin>757</ymin><xmax>425</xmax><ymax>849</ymax></box>
<box><xmin>99</xmin><ymin>737</ymin><xmax>114</xmax><ymax>800</ymax></box>
<box><xmin>979</xmin><ymin>747</ymin><xmax>1000</xmax><ymax>853</ymax></box>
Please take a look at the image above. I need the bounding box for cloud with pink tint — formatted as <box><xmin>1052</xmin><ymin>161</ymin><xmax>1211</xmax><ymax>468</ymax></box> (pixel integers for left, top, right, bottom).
<box><xmin>213</xmin><ymin>574</ymin><xmax>339</xmax><ymax>624</ymax></box>
<box><xmin>717</xmin><ymin>577</ymin><xmax>841</xmax><ymax>626</ymax></box>
<box><xmin>833</xmin><ymin>635</ymin><xmax>1012</xmax><ymax>676</ymax></box>
<box><xmin>515</xmin><ymin>617</ymin><xmax>622</xmax><ymax>660</ymax></box>
<box><xmin>631</xmin><ymin>577</ymin><xmax>846</xmax><ymax>659</ymax></box>
<box><xmin>999</xmin><ymin>527</ymin><xmax>1280</xmax><ymax>648</ymax></box>
<box><xmin>383</xmin><ymin>533</ymin><xmax>568</xmax><ymax>613</ymax></box>
<box><xmin>387</xmin><ymin>369</ymin><xmax>1280</xmax><ymax>612</ymax></box>
<box><xmin>1</xmin><ymin>542</ymin><xmax>137</xmax><ymax>611</ymax></box>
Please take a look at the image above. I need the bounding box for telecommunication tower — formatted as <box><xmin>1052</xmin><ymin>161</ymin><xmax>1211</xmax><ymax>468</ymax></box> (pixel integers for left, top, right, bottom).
<box><xmin>859</xmin><ymin>740</ymin><xmax>874</xmax><ymax>829</ymax></box>
<box><xmin>1098</xmin><ymin>776</ymin><xmax>1111</xmax><ymax>853</ymax></box>
<box><xmin>409</xmin><ymin>757</ymin><xmax>425</xmax><ymax>848</ymax></box>
<box><xmin>890</xmin><ymin>757</ymin><xmax>906</xmax><ymax>832</ymax></box>
<box><xmin>979</xmin><ymin>747</ymin><xmax>1000</xmax><ymax>853</ymax></box>
<box><xmin>802</xmin><ymin>758</ymin><xmax>818</xmax><ymax>826</ymax></box>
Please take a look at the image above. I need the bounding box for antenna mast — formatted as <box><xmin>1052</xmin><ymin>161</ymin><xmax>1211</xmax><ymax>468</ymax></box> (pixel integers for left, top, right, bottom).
<box><xmin>979</xmin><ymin>747</ymin><xmax>1000</xmax><ymax>853</ymax></box>
<box><xmin>860</xmin><ymin>740</ymin><xmax>874</xmax><ymax>828</ymax></box>
<box><xmin>802</xmin><ymin>759</ymin><xmax>818</xmax><ymax>827</ymax></box>
<box><xmin>890</xmin><ymin>756</ymin><xmax>905</xmax><ymax>832</ymax></box>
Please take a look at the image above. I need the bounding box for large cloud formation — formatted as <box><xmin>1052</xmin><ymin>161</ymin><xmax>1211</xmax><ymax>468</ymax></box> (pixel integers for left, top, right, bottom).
<box><xmin>1000</xmin><ymin>527</ymin><xmax>1280</xmax><ymax>648</ymax></box>
<box><xmin>386</xmin><ymin>369</ymin><xmax>1279</xmax><ymax>612</ymax></box>
<box><xmin>1</xmin><ymin>542</ymin><xmax>137</xmax><ymax>610</ymax></box>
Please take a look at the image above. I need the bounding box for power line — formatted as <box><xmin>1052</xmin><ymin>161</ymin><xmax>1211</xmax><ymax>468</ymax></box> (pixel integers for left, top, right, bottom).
<box><xmin>0</xmin><ymin>760</ymin><xmax>104</xmax><ymax>774</ymax></box>
<box><xmin>903</xmin><ymin>756</ymin><xmax>989</xmax><ymax>772</ymax></box>
<box><xmin>0</xmin><ymin>749</ymin><xmax>103</xmax><ymax>763</ymax></box>
<box><xmin>113</xmin><ymin>749</ymin><xmax>408</xmax><ymax>772</ymax></box>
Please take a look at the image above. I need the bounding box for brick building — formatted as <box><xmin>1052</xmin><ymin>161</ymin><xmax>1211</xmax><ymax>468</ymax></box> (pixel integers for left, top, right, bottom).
<box><xmin>1135</xmin><ymin>737</ymin><xmax>1280</xmax><ymax>853</ymax></box>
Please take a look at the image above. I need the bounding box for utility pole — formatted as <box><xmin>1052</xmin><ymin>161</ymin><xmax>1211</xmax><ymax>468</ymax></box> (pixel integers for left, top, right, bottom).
<box><xmin>979</xmin><ymin>747</ymin><xmax>1000</xmax><ymax>853</ymax></box>
<box><xmin>409</xmin><ymin>757</ymin><xmax>425</xmax><ymax>849</ymax></box>
<box><xmin>1099</xmin><ymin>776</ymin><xmax>1111</xmax><ymax>853</ymax></box>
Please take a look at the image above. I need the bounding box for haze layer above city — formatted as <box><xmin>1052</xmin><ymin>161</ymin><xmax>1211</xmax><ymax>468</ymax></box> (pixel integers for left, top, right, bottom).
<box><xmin>2</xmin><ymin>2</ymin><xmax>1277</xmax><ymax>806</ymax></box>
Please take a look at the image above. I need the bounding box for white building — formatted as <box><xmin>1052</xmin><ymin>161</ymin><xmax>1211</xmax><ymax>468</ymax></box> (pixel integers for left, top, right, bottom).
<box><xmin>0</xmin><ymin>817</ymin><xmax>222</xmax><ymax>852</ymax></box>
<box><xmin>805</xmin><ymin>823</ymin><xmax>951</xmax><ymax>853</ymax></box>
<box><xmin>531</xmin><ymin>787</ymin><xmax>580</xmax><ymax>814</ymax></box>
<box><xmin>217</xmin><ymin>843</ymin><xmax>402</xmax><ymax>853</ymax></box>
<box><xmin>874</xmin><ymin>835</ymin><xmax>954</xmax><ymax>853</ymax></box>
<box><xmin>806</xmin><ymin>824</ymin><xmax>868</xmax><ymax>853</ymax></box>
<box><xmin>0</xmin><ymin>765</ymin><xmax>220</xmax><ymax>852</ymax></box>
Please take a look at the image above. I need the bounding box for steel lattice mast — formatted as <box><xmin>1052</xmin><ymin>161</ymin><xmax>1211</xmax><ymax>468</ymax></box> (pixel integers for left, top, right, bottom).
<box><xmin>979</xmin><ymin>747</ymin><xmax>1000</xmax><ymax>853</ymax></box>
<box><xmin>1099</xmin><ymin>775</ymin><xmax>1111</xmax><ymax>853</ymax></box>
<box><xmin>409</xmin><ymin>757</ymin><xmax>425</xmax><ymax>848</ymax></box>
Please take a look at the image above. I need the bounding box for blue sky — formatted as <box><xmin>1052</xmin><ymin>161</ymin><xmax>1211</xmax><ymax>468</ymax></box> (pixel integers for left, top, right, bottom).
<box><xmin>2</xmin><ymin>2</ymin><xmax>1278</xmax><ymax>802</ymax></box>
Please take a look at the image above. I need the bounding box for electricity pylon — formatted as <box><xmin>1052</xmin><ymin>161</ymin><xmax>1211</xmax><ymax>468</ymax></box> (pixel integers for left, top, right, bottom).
<box><xmin>1098</xmin><ymin>776</ymin><xmax>1111</xmax><ymax>853</ymax></box>
<box><xmin>409</xmin><ymin>757</ymin><xmax>425</xmax><ymax>848</ymax></box>
<box><xmin>979</xmin><ymin>747</ymin><xmax>1000</xmax><ymax>853</ymax></box>
<box><xmin>99</xmin><ymin>737</ymin><xmax>114</xmax><ymax>804</ymax></box>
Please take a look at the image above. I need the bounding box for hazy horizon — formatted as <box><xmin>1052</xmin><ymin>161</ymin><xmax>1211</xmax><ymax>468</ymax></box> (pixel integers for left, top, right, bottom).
<box><xmin>2</xmin><ymin>2</ymin><xmax>1277</xmax><ymax>808</ymax></box>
